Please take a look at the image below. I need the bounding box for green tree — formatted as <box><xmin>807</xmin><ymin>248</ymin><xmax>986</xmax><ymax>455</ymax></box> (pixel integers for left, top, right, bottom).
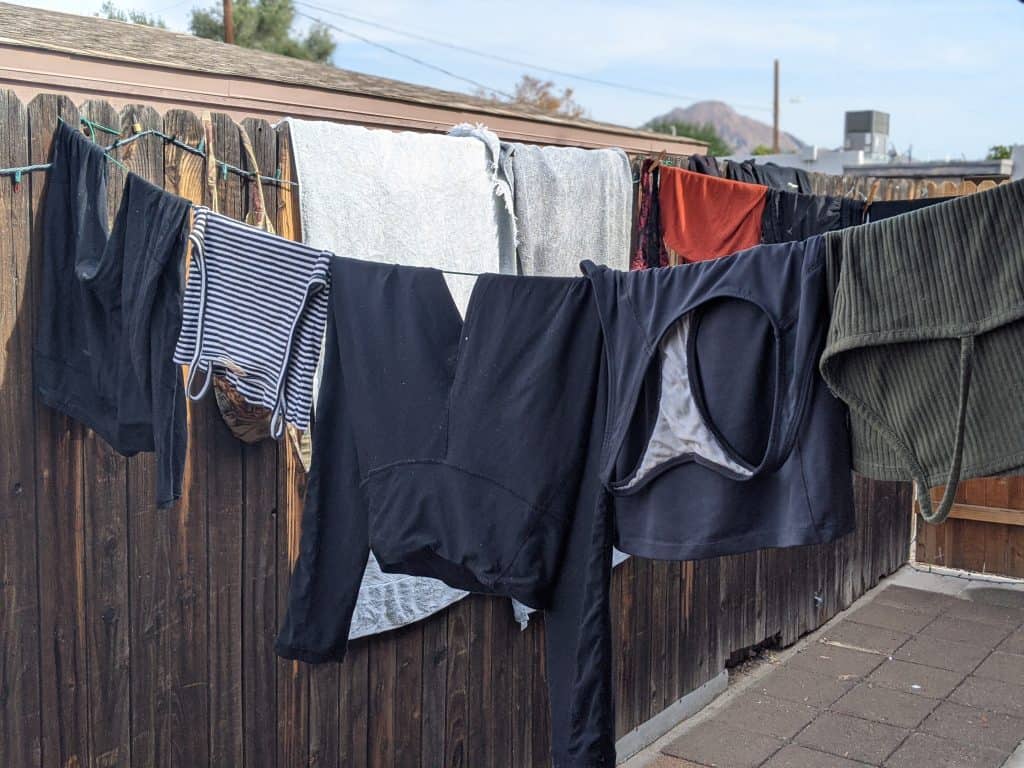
<box><xmin>477</xmin><ymin>75</ymin><xmax>589</xmax><ymax>119</ymax></box>
<box><xmin>645</xmin><ymin>119</ymin><xmax>732</xmax><ymax>157</ymax></box>
<box><xmin>98</xmin><ymin>0</ymin><xmax>166</xmax><ymax>27</ymax></box>
<box><xmin>190</xmin><ymin>0</ymin><xmax>335</xmax><ymax>64</ymax></box>
<box><xmin>751</xmin><ymin>144</ymin><xmax>774</xmax><ymax>156</ymax></box>
<box><xmin>987</xmin><ymin>144</ymin><xmax>1013</xmax><ymax>160</ymax></box>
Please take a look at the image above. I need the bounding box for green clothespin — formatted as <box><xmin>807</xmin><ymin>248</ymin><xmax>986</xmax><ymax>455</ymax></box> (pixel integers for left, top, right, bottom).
<box><xmin>220</xmin><ymin>162</ymin><xmax>228</xmax><ymax>181</ymax></box>
<box><xmin>13</xmin><ymin>169</ymin><xmax>22</xmax><ymax>189</ymax></box>
<box><xmin>197</xmin><ymin>137</ymin><xmax>206</xmax><ymax>154</ymax></box>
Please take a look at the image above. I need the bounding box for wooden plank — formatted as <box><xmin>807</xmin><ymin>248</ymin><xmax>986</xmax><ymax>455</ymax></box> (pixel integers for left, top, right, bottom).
<box><xmin>0</xmin><ymin>87</ymin><xmax>42</xmax><ymax>768</ymax></box>
<box><xmin>207</xmin><ymin>111</ymin><xmax>246</xmax><ymax>767</ymax></box>
<box><xmin>28</xmin><ymin>92</ymin><xmax>90</xmax><ymax>768</ymax></box>
<box><xmin>119</xmin><ymin>101</ymin><xmax>169</xmax><ymax>768</ymax></box>
<box><xmin>309</xmin><ymin>658</ymin><xmax>340</xmax><ymax>766</ymax></box>
<box><xmin>647</xmin><ymin>560</ymin><xmax>670</xmax><ymax>714</ymax></box>
<box><xmin>274</xmin><ymin>121</ymin><xmax>310</xmax><ymax>768</ymax></box>
<box><xmin>936</xmin><ymin>504</ymin><xmax>1024</xmax><ymax>527</ymax></box>
<box><xmin>662</xmin><ymin>562</ymin><xmax>682</xmax><ymax>705</ymax></box>
<box><xmin>613</xmin><ymin>557</ymin><xmax>636</xmax><ymax>738</ymax></box>
<box><xmin>368</xmin><ymin>632</ymin><xmax>397</xmax><ymax>768</ymax></box>
<box><xmin>444</xmin><ymin>597</ymin><xmax>471</xmax><ymax>768</ymax></box>
<box><xmin>239</xmin><ymin>116</ymin><xmax>280</xmax><ymax>768</ymax></box>
<box><xmin>339</xmin><ymin>639</ymin><xmax>369</xmax><ymax>768</ymax></box>
<box><xmin>421</xmin><ymin>611</ymin><xmax>448</xmax><ymax>768</ymax></box>
<box><xmin>466</xmin><ymin>597</ymin><xmax>487</xmax><ymax>764</ymax></box>
<box><xmin>274</xmin><ymin>118</ymin><xmax>310</xmax><ymax>768</ymax></box>
<box><xmin>394</xmin><ymin>622</ymin><xmax>424</xmax><ymax>768</ymax></box>
<box><xmin>78</xmin><ymin>97</ymin><xmax>130</xmax><ymax>768</ymax></box>
<box><xmin>483</xmin><ymin>598</ymin><xmax>512</xmax><ymax>768</ymax></box>
<box><xmin>129</xmin><ymin>106</ymin><xmax>209</xmax><ymax>768</ymax></box>
<box><xmin>509</xmin><ymin>613</ymin><xmax>533</xmax><ymax>768</ymax></box>
<box><xmin>530</xmin><ymin>620</ymin><xmax>550</xmax><ymax>767</ymax></box>
<box><xmin>632</xmin><ymin>556</ymin><xmax>652</xmax><ymax>724</ymax></box>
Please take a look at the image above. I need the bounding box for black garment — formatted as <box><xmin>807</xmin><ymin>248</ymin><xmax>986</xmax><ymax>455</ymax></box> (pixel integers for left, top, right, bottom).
<box><xmin>866</xmin><ymin>196</ymin><xmax>954</xmax><ymax>222</ymax></box>
<box><xmin>581</xmin><ymin>238</ymin><xmax>854</xmax><ymax>560</ymax></box>
<box><xmin>761</xmin><ymin>188</ymin><xmax>865</xmax><ymax>242</ymax></box>
<box><xmin>276</xmin><ymin>258</ymin><xmax>615</xmax><ymax>767</ymax></box>
<box><xmin>686</xmin><ymin>154</ymin><xmax>721</xmax><ymax>177</ymax></box>
<box><xmin>35</xmin><ymin>123</ymin><xmax>190</xmax><ymax>506</ymax></box>
<box><xmin>725</xmin><ymin>159</ymin><xmax>813</xmax><ymax>193</ymax></box>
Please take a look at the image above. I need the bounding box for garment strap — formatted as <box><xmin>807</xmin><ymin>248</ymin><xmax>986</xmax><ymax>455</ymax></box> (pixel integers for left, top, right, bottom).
<box><xmin>266</xmin><ymin>264</ymin><xmax>330</xmax><ymax>441</ymax></box>
<box><xmin>239</xmin><ymin>128</ymin><xmax>276</xmax><ymax>235</ymax></box>
<box><xmin>915</xmin><ymin>335</ymin><xmax>975</xmax><ymax>524</ymax></box>
<box><xmin>184</xmin><ymin>207</ymin><xmax>214</xmax><ymax>401</ymax></box>
<box><xmin>202</xmin><ymin>111</ymin><xmax>219</xmax><ymax>214</ymax></box>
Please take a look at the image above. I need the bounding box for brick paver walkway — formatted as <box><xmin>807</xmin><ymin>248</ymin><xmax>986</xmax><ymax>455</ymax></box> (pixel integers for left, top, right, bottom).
<box><xmin>632</xmin><ymin>579</ymin><xmax>1024</xmax><ymax>768</ymax></box>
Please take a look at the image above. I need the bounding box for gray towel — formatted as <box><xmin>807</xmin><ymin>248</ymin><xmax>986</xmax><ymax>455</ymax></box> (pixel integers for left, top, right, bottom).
<box><xmin>502</xmin><ymin>143</ymin><xmax>633</xmax><ymax>276</ymax></box>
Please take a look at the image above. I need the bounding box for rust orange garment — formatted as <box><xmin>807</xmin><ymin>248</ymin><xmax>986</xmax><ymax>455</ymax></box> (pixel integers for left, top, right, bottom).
<box><xmin>659</xmin><ymin>166</ymin><xmax>767</xmax><ymax>263</ymax></box>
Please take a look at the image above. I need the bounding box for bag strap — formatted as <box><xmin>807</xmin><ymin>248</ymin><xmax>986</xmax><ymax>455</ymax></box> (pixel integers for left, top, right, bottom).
<box><xmin>915</xmin><ymin>335</ymin><xmax>975</xmax><ymax>524</ymax></box>
<box><xmin>202</xmin><ymin>111</ymin><xmax>219</xmax><ymax>214</ymax></box>
<box><xmin>240</xmin><ymin>127</ymin><xmax>276</xmax><ymax>235</ymax></box>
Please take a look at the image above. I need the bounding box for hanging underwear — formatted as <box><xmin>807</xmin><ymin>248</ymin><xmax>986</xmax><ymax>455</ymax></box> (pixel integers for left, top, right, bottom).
<box><xmin>34</xmin><ymin>122</ymin><xmax>190</xmax><ymax>507</ymax></box>
<box><xmin>658</xmin><ymin>166</ymin><xmax>767</xmax><ymax>263</ymax></box>
<box><xmin>277</xmin><ymin>257</ymin><xmax>616</xmax><ymax>768</ymax></box>
<box><xmin>821</xmin><ymin>179</ymin><xmax>1024</xmax><ymax>523</ymax></box>
<box><xmin>582</xmin><ymin>237</ymin><xmax>855</xmax><ymax>560</ymax></box>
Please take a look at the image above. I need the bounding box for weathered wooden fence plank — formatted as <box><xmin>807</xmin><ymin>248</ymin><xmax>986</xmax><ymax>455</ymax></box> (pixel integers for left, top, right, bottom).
<box><xmin>29</xmin><ymin>92</ymin><xmax>90</xmax><ymax>768</ymax></box>
<box><xmin>444</xmin><ymin>597</ymin><xmax>471</xmax><ymax>768</ymax></box>
<box><xmin>272</xmin><ymin>119</ymin><xmax>311</xmax><ymax>768</ymax></box>
<box><xmin>420</xmin><ymin>611</ymin><xmax>448</xmax><ymax>768</ymax></box>
<box><xmin>78</xmin><ymin>97</ymin><xmax>130</xmax><ymax>768</ymax></box>
<box><xmin>129</xmin><ymin>106</ymin><xmax>210</xmax><ymax>768</ymax></box>
<box><xmin>0</xmin><ymin>87</ymin><xmax>42</xmax><ymax>768</ymax></box>
<box><xmin>239</xmin><ymin>116</ymin><xmax>281</xmax><ymax>768</ymax></box>
<box><xmin>207</xmin><ymin>111</ymin><xmax>247</xmax><ymax>767</ymax></box>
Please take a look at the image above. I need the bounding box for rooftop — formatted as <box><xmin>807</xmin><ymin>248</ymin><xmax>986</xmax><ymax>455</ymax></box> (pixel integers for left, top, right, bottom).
<box><xmin>0</xmin><ymin>2</ymin><xmax>706</xmax><ymax>153</ymax></box>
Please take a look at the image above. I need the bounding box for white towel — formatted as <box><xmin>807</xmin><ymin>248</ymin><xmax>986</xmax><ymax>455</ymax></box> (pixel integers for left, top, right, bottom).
<box><xmin>286</xmin><ymin>117</ymin><xmax>515</xmax><ymax>313</ymax></box>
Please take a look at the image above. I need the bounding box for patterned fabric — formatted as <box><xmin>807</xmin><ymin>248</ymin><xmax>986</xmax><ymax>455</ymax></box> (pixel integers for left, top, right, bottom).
<box><xmin>174</xmin><ymin>207</ymin><xmax>330</xmax><ymax>438</ymax></box>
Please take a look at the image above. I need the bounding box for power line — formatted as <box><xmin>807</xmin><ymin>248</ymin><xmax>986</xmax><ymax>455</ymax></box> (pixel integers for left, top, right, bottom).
<box><xmin>294</xmin><ymin>10</ymin><xmax>515</xmax><ymax>100</ymax></box>
<box><xmin>296</xmin><ymin>2</ymin><xmax>773</xmax><ymax>114</ymax></box>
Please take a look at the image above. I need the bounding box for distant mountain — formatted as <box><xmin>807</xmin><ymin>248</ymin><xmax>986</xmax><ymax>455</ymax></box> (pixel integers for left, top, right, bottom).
<box><xmin>645</xmin><ymin>100</ymin><xmax>806</xmax><ymax>155</ymax></box>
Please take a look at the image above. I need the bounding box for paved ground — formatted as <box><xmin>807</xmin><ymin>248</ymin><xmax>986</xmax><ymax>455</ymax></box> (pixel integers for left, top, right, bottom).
<box><xmin>623</xmin><ymin>568</ymin><xmax>1024</xmax><ymax>768</ymax></box>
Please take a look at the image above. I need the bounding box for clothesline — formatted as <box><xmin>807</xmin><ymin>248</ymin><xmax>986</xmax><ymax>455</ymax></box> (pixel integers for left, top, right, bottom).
<box><xmin>0</xmin><ymin>116</ymin><xmax>298</xmax><ymax>188</ymax></box>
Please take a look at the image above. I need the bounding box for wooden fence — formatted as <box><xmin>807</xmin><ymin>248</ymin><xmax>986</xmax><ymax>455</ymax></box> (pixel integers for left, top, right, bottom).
<box><xmin>0</xmin><ymin>90</ymin><xmax>913</xmax><ymax>768</ymax></box>
<box><xmin>917</xmin><ymin>480</ymin><xmax>1024</xmax><ymax>578</ymax></box>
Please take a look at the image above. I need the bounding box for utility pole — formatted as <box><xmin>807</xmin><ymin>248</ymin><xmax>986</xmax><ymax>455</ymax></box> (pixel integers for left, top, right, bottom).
<box><xmin>223</xmin><ymin>0</ymin><xmax>235</xmax><ymax>44</ymax></box>
<box><xmin>770</xmin><ymin>58</ymin><xmax>778</xmax><ymax>153</ymax></box>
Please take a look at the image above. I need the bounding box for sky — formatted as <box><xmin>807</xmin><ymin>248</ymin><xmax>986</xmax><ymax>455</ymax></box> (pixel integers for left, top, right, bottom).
<box><xmin>19</xmin><ymin>0</ymin><xmax>1024</xmax><ymax>159</ymax></box>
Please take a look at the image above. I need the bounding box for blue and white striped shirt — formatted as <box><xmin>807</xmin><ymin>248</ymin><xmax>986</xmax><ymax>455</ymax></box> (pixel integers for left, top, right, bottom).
<box><xmin>174</xmin><ymin>207</ymin><xmax>330</xmax><ymax>437</ymax></box>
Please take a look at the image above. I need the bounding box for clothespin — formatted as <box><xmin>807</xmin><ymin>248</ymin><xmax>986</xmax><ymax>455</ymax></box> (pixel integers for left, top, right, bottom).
<box><xmin>220</xmin><ymin>162</ymin><xmax>228</xmax><ymax>181</ymax></box>
<box><xmin>197</xmin><ymin>137</ymin><xmax>206</xmax><ymax>155</ymax></box>
<box><xmin>12</xmin><ymin>169</ymin><xmax>22</xmax><ymax>192</ymax></box>
<box><xmin>131</xmin><ymin>120</ymin><xmax>143</xmax><ymax>135</ymax></box>
<box><xmin>865</xmin><ymin>180</ymin><xmax>880</xmax><ymax>207</ymax></box>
